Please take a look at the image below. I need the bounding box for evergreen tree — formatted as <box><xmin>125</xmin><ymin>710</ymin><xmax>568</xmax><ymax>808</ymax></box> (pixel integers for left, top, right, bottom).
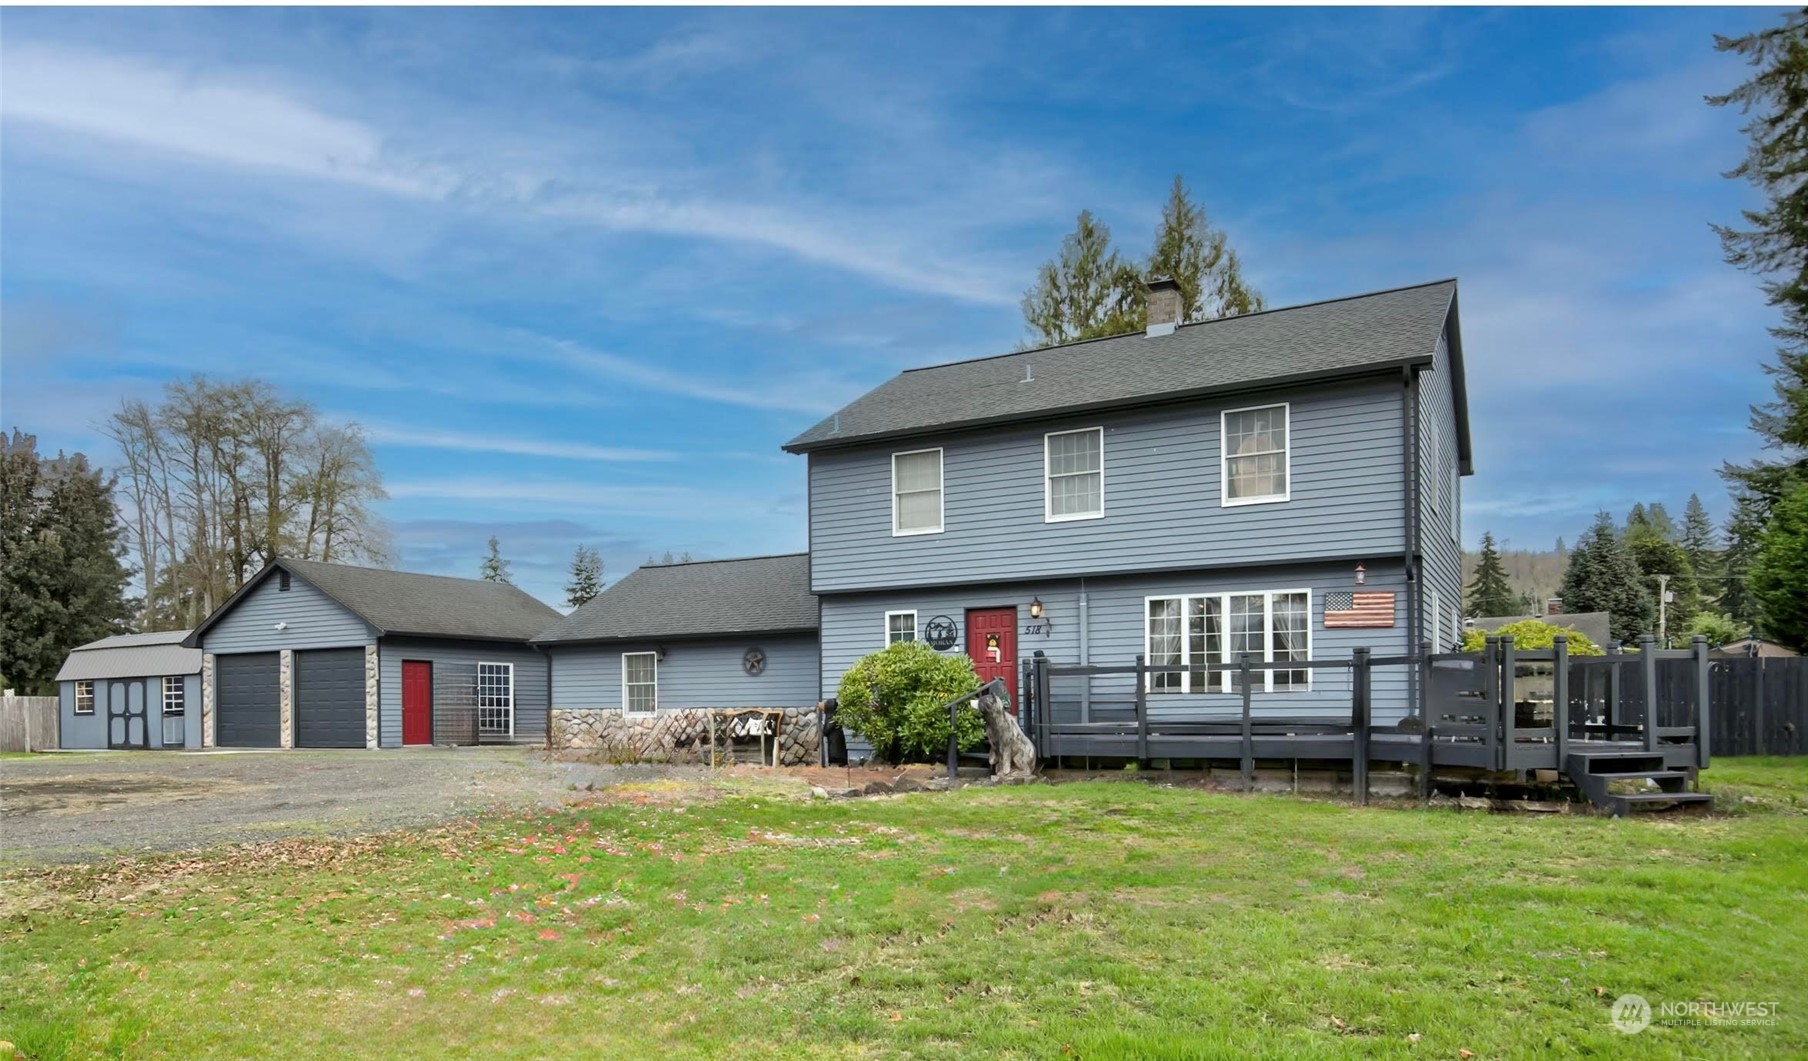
<box><xmin>1751</xmin><ymin>479</ymin><xmax>1808</xmax><ymax>650</ymax></box>
<box><xmin>0</xmin><ymin>431</ymin><xmax>135</xmax><ymax>694</ymax></box>
<box><xmin>1627</xmin><ymin>534</ymin><xmax>1702</xmax><ymax>635</ymax></box>
<box><xmin>1625</xmin><ymin>502</ymin><xmax>1651</xmax><ymax>539</ymax></box>
<box><xmin>564</xmin><ymin>545</ymin><xmax>604</xmax><ymax>609</ymax></box>
<box><xmin>1020</xmin><ymin>211</ymin><xmax>1142</xmax><ymax>345</ymax></box>
<box><xmin>1146</xmin><ymin>175</ymin><xmax>1265</xmax><ymax>324</ymax></box>
<box><xmin>1711</xmin><ymin>14</ymin><xmax>1808</xmax><ymax>498</ymax></box>
<box><xmin>1681</xmin><ymin>493</ymin><xmax>1719</xmax><ymax>580</ymax></box>
<box><xmin>1463</xmin><ymin>531</ymin><xmax>1516</xmax><ymax>617</ymax></box>
<box><xmin>1646</xmin><ymin>501</ymin><xmax>1677</xmax><ymax>541</ymax></box>
<box><xmin>1559</xmin><ymin>512</ymin><xmax>1656</xmax><ymax>644</ymax></box>
<box><xmin>479</xmin><ymin>536</ymin><xmax>512</xmax><ymax>585</ymax></box>
<box><xmin>1721</xmin><ymin>493</ymin><xmax>1767</xmax><ymax>626</ymax></box>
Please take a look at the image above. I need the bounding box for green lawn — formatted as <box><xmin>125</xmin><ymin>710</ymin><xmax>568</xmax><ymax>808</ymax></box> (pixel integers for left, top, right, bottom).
<box><xmin>3</xmin><ymin>765</ymin><xmax>1806</xmax><ymax>1059</ymax></box>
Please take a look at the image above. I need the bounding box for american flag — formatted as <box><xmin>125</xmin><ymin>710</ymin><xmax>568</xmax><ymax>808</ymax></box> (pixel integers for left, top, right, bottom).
<box><xmin>1324</xmin><ymin>590</ymin><xmax>1396</xmax><ymax>628</ymax></box>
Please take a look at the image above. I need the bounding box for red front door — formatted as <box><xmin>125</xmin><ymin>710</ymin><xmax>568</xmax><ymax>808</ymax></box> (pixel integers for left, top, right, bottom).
<box><xmin>402</xmin><ymin>660</ymin><xmax>433</xmax><ymax>746</ymax></box>
<box><xmin>966</xmin><ymin>607</ymin><xmax>1018</xmax><ymax>712</ymax></box>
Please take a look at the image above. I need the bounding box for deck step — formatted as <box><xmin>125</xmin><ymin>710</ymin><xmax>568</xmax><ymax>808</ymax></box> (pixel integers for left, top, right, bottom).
<box><xmin>1614</xmin><ymin>792</ymin><xmax>1713</xmax><ymax>806</ymax></box>
<box><xmin>1564</xmin><ymin>752</ymin><xmax>1711</xmax><ymax>815</ymax></box>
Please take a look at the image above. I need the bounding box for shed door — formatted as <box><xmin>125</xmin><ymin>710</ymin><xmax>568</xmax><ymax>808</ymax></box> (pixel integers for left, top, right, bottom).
<box><xmin>294</xmin><ymin>648</ymin><xmax>367</xmax><ymax>748</ymax></box>
<box><xmin>402</xmin><ymin>660</ymin><xmax>433</xmax><ymax>746</ymax></box>
<box><xmin>966</xmin><ymin>607</ymin><xmax>1018</xmax><ymax>712</ymax></box>
<box><xmin>216</xmin><ymin>653</ymin><xmax>281</xmax><ymax>747</ymax></box>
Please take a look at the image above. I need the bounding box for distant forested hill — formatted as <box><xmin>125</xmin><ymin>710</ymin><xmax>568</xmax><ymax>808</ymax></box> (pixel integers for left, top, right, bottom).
<box><xmin>1461</xmin><ymin>541</ymin><xmax>1569</xmax><ymax>615</ymax></box>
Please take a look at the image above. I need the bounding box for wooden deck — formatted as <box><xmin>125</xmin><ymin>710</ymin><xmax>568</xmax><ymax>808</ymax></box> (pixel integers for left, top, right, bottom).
<box><xmin>1016</xmin><ymin>635</ymin><xmax>1713</xmax><ymax>809</ymax></box>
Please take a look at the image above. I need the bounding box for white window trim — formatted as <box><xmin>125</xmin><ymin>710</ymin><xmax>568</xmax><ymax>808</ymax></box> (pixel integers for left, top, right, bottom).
<box><xmin>477</xmin><ymin>661</ymin><xmax>515</xmax><ymax>737</ymax></box>
<box><xmin>884</xmin><ymin>610</ymin><xmax>918</xmax><ymax>645</ymax></box>
<box><xmin>1142</xmin><ymin>589</ymin><xmax>1314</xmax><ymax>694</ymax></box>
<box><xmin>1429</xmin><ymin>588</ymin><xmax>1442</xmax><ymax>652</ymax></box>
<box><xmin>162</xmin><ymin>676</ymin><xmax>185</xmax><ymax>716</ymax></box>
<box><xmin>622</xmin><ymin>652</ymin><xmax>658</xmax><ymax>717</ymax></box>
<box><xmin>74</xmin><ymin>679</ymin><xmax>95</xmax><ymax>715</ymax></box>
<box><xmin>1220</xmin><ymin>402</ymin><xmax>1291</xmax><ymax>507</ymax></box>
<box><xmin>891</xmin><ymin>447</ymin><xmax>944</xmax><ymax>536</ymax></box>
<box><xmin>1044</xmin><ymin>426</ymin><xmax>1105</xmax><ymax>523</ymax></box>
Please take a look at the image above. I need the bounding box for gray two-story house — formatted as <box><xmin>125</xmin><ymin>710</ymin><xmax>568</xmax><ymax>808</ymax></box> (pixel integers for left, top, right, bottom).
<box><xmin>785</xmin><ymin>279</ymin><xmax>1469</xmax><ymax>753</ymax></box>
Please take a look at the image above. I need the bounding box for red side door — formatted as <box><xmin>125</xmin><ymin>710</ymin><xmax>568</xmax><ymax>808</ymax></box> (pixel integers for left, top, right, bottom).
<box><xmin>402</xmin><ymin>660</ymin><xmax>433</xmax><ymax>746</ymax></box>
<box><xmin>966</xmin><ymin>607</ymin><xmax>1018</xmax><ymax>713</ymax></box>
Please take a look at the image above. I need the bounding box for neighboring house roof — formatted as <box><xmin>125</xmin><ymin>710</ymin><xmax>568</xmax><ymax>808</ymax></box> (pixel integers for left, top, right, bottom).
<box><xmin>1712</xmin><ymin>638</ymin><xmax>1800</xmax><ymax>659</ymax></box>
<box><xmin>1468</xmin><ymin>611</ymin><xmax>1613</xmax><ymax>650</ymax></box>
<box><xmin>535</xmin><ymin>553</ymin><xmax>816</xmax><ymax>644</ymax></box>
<box><xmin>783</xmin><ymin>279</ymin><xmax>1470</xmax><ymax>472</ymax></box>
<box><xmin>186</xmin><ymin>558</ymin><xmax>563</xmax><ymax>646</ymax></box>
<box><xmin>56</xmin><ymin>629</ymin><xmax>202</xmax><ymax>682</ymax></box>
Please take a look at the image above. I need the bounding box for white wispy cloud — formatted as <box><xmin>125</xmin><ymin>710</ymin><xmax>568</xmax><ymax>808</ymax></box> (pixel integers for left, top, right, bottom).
<box><xmin>535</xmin><ymin>337</ymin><xmax>863</xmax><ymax>415</ymax></box>
<box><xmin>0</xmin><ymin>41</ymin><xmax>1019</xmax><ymax>306</ymax></box>
<box><xmin>362</xmin><ymin>424</ymin><xmax>678</xmax><ymax>463</ymax></box>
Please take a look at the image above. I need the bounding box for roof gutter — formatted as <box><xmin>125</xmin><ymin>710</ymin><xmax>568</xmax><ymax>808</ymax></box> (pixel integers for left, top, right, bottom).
<box><xmin>531</xmin><ymin>626</ymin><xmax>820</xmax><ymax>649</ymax></box>
<box><xmin>781</xmin><ymin>360</ymin><xmax>1431</xmax><ymax>455</ymax></box>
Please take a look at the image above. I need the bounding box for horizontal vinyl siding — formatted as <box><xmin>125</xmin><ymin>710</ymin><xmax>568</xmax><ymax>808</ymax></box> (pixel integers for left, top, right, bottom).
<box><xmin>378</xmin><ymin>638</ymin><xmax>548</xmax><ymax>747</ymax></box>
<box><xmin>819</xmin><ymin>562</ymin><xmax>1416</xmax><ymax>761</ymax></box>
<box><xmin>550</xmin><ymin>634</ymin><xmax>819</xmax><ymax>712</ymax></box>
<box><xmin>57</xmin><ymin>674</ymin><xmax>200</xmax><ymax>749</ymax></box>
<box><xmin>199</xmin><ymin>575</ymin><xmax>376</xmax><ymax>653</ymax></box>
<box><xmin>808</xmin><ymin>380</ymin><xmax>1405</xmax><ymax>593</ymax></box>
<box><xmin>1421</xmin><ymin>333</ymin><xmax>1464</xmax><ymax>651</ymax></box>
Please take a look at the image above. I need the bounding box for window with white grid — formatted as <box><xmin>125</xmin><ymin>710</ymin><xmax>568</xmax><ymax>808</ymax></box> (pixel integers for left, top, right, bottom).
<box><xmin>1045</xmin><ymin>427</ymin><xmax>1103</xmax><ymax>521</ymax></box>
<box><xmin>886</xmin><ymin>611</ymin><xmax>917</xmax><ymax>645</ymax></box>
<box><xmin>75</xmin><ymin>680</ymin><xmax>95</xmax><ymax>715</ymax></box>
<box><xmin>622</xmin><ymin>653</ymin><xmax>657</xmax><ymax>716</ymax></box>
<box><xmin>1221</xmin><ymin>404</ymin><xmax>1289</xmax><ymax>505</ymax></box>
<box><xmin>162</xmin><ymin>676</ymin><xmax>185</xmax><ymax>716</ymax></box>
<box><xmin>1147</xmin><ymin>590</ymin><xmax>1311</xmax><ymax>693</ymax></box>
<box><xmin>476</xmin><ymin>662</ymin><xmax>514</xmax><ymax>736</ymax></box>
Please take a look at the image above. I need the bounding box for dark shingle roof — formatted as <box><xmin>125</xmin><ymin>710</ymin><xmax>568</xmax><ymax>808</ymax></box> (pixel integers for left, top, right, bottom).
<box><xmin>188</xmin><ymin>558</ymin><xmax>563</xmax><ymax>645</ymax></box>
<box><xmin>534</xmin><ymin>553</ymin><xmax>815</xmax><ymax>644</ymax></box>
<box><xmin>784</xmin><ymin>279</ymin><xmax>1458</xmax><ymax>453</ymax></box>
<box><xmin>277</xmin><ymin>558</ymin><xmax>562</xmax><ymax>641</ymax></box>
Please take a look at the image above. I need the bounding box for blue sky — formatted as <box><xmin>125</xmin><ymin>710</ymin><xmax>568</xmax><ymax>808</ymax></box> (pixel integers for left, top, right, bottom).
<box><xmin>0</xmin><ymin>7</ymin><xmax>1784</xmax><ymax>606</ymax></box>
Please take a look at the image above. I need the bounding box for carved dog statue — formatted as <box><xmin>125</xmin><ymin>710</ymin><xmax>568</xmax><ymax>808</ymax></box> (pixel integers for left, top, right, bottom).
<box><xmin>975</xmin><ymin>679</ymin><xmax>1037</xmax><ymax>779</ymax></box>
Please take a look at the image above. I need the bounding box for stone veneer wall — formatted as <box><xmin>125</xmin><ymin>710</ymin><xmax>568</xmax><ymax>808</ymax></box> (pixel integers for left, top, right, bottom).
<box><xmin>364</xmin><ymin>645</ymin><xmax>379</xmax><ymax>748</ymax></box>
<box><xmin>278</xmin><ymin>649</ymin><xmax>294</xmax><ymax>749</ymax></box>
<box><xmin>201</xmin><ymin>652</ymin><xmax>216</xmax><ymax>748</ymax></box>
<box><xmin>551</xmin><ymin>706</ymin><xmax>822</xmax><ymax>766</ymax></box>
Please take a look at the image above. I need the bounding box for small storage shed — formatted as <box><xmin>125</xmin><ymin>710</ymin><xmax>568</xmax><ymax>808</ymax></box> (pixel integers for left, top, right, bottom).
<box><xmin>56</xmin><ymin>630</ymin><xmax>203</xmax><ymax>749</ymax></box>
<box><xmin>184</xmin><ymin>558</ymin><xmax>562</xmax><ymax>749</ymax></box>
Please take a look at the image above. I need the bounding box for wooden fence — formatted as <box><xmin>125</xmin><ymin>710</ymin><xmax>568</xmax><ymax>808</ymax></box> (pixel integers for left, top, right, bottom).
<box><xmin>0</xmin><ymin>695</ymin><xmax>59</xmax><ymax>752</ymax></box>
<box><xmin>1710</xmin><ymin>657</ymin><xmax>1808</xmax><ymax>757</ymax></box>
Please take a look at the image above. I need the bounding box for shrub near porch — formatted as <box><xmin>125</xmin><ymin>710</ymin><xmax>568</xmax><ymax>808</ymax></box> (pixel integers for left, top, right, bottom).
<box><xmin>3</xmin><ymin>765</ymin><xmax>1807</xmax><ymax>1059</ymax></box>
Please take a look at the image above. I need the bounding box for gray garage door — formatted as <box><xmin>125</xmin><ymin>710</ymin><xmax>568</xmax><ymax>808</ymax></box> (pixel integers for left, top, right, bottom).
<box><xmin>294</xmin><ymin>648</ymin><xmax>366</xmax><ymax>748</ymax></box>
<box><xmin>216</xmin><ymin>653</ymin><xmax>280</xmax><ymax>748</ymax></box>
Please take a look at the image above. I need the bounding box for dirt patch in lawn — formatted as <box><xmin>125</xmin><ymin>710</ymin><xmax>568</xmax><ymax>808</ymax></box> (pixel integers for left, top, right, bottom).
<box><xmin>0</xmin><ymin>774</ymin><xmax>254</xmax><ymax>816</ymax></box>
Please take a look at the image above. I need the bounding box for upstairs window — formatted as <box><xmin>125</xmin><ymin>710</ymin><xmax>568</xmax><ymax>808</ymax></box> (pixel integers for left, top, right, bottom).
<box><xmin>163</xmin><ymin>676</ymin><xmax>186</xmax><ymax>716</ymax></box>
<box><xmin>892</xmin><ymin>449</ymin><xmax>944</xmax><ymax>535</ymax></box>
<box><xmin>1045</xmin><ymin>427</ymin><xmax>1104</xmax><ymax>521</ymax></box>
<box><xmin>75</xmin><ymin>680</ymin><xmax>95</xmax><ymax>715</ymax></box>
<box><xmin>1222</xmin><ymin>404</ymin><xmax>1289</xmax><ymax>505</ymax></box>
<box><xmin>886</xmin><ymin>610</ymin><xmax>917</xmax><ymax>645</ymax></box>
<box><xmin>622</xmin><ymin>652</ymin><xmax>657</xmax><ymax>716</ymax></box>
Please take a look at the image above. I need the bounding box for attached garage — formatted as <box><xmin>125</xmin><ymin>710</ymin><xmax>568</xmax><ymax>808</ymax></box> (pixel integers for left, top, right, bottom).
<box><xmin>294</xmin><ymin>648</ymin><xmax>367</xmax><ymax>748</ymax></box>
<box><xmin>216</xmin><ymin>652</ymin><xmax>281</xmax><ymax>747</ymax></box>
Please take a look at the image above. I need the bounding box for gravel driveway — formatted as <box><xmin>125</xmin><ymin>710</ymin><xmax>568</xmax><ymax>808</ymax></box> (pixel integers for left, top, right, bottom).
<box><xmin>0</xmin><ymin>748</ymin><xmax>708</xmax><ymax>867</ymax></box>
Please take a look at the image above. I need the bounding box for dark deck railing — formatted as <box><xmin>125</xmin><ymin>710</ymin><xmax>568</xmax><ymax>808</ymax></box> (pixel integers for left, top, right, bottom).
<box><xmin>1017</xmin><ymin>634</ymin><xmax>1711</xmax><ymax>802</ymax></box>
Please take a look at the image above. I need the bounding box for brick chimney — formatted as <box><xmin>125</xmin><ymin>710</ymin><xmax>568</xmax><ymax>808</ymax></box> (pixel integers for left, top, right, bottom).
<box><xmin>1146</xmin><ymin>276</ymin><xmax>1182</xmax><ymax>337</ymax></box>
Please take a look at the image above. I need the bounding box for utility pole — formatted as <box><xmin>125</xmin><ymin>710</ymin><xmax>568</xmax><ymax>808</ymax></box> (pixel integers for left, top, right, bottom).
<box><xmin>1656</xmin><ymin>573</ymin><xmax>1671</xmax><ymax>646</ymax></box>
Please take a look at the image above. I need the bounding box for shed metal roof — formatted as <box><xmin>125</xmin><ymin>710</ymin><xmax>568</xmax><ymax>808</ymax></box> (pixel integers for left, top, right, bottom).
<box><xmin>187</xmin><ymin>558</ymin><xmax>563</xmax><ymax>646</ymax></box>
<box><xmin>783</xmin><ymin>279</ymin><xmax>1465</xmax><ymax>465</ymax></box>
<box><xmin>534</xmin><ymin>553</ymin><xmax>815</xmax><ymax>644</ymax></box>
<box><xmin>56</xmin><ymin>629</ymin><xmax>202</xmax><ymax>682</ymax></box>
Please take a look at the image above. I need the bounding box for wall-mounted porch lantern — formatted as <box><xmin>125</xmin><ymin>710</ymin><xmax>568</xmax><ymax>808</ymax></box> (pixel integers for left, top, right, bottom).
<box><xmin>1354</xmin><ymin>563</ymin><xmax>1367</xmax><ymax>586</ymax></box>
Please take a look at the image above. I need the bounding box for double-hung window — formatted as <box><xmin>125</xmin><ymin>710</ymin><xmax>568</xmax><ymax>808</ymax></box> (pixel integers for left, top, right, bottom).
<box><xmin>1222</xmin><ymin>404</ymin><xmax>1289</xmax><ymax>505</ymax></box>
<box><xmin>75</xmin><ymin>680</ymin><xmax>95</xmax><ymax>715</ymax></box>
<box><xmin>476</xmin><ymin>662</ymin><xmax>514</xmax><ymax>736</ymax></box>
<box><xmin>622</xmin><ymin>652</ymin><xmax>657</xmax><ymax>716</ymax></box>
<box><xmin>1147</xmin><ymin>590</ymin><xmax>1311</xmax><ymax>693</ymax></box>
<box><xmin>1045</xmin><ymin>427</ymin><xmax>1104</xmax><ymax>521</ymax></box>
<box><xmin>892</xmin><ymin>449</ymin><xmax>943</xmax><ymax>535</ymax></box>
<box><xmin>162</xmin><ymin>676</ymin><xmax>185</xmax><ymax>716</ymax></box>
<box><xmin>885</xmin><ymin>610</ymin><xmax>917</xmax><ymax>645</ymax></box>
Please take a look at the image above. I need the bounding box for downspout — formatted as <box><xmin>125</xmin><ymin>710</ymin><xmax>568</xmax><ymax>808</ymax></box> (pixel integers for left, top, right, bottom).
<box><xmin>1402</xmin><ymin>366</ymin><xmax>1422</xmax><ymax>719</ymax></box>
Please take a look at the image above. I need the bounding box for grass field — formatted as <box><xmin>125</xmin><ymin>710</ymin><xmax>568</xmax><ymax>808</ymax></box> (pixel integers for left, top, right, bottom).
<box><xmin>3</xmin><ymin>761</ymin><xmax>1806</xmax><ymax>1059</ymax></box>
